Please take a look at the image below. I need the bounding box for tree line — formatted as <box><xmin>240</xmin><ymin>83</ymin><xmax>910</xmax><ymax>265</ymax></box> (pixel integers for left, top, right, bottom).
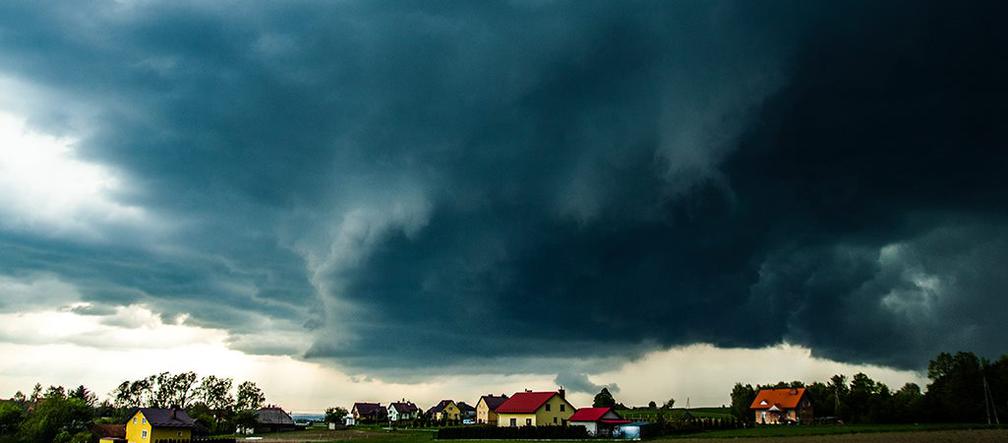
<box><xmin>730</xmin><ymin>351</ymin><xmax>1007</xmax><ymax>424</ymax></box>
<box><xmin>0</xmin><ymin>372</ymin><xmax>269</xmax><ymax>443</ymax></box>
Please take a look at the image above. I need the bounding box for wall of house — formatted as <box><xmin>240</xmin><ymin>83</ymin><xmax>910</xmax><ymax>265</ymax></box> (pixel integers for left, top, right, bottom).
<box><xmin>533</xmin><ymin>395</ymin><xmax>574</xmax><ymax>426</ymax></box>
<box><xmin>476</xmin><ymin>400</ymin><xmax>497</xmax><ymax>424</ymax></box>
<box><xmin>125</xmin><ymin>411</ymin><xmax>151</xmax><ymax>443</ymax></box>
<box><xmin>496</xmin><ymin>413</ymin><xmax>536</xmax><ymax>427</ymax></box>
<box><xmin>437</xmin><ymin>403</ymin><xmax>461</xmax><ymax>421</ymax></box>
<box><xmin>150</xmin><ymin>427</ymin><xmax>191</xmax><ymax>442</ymax></box>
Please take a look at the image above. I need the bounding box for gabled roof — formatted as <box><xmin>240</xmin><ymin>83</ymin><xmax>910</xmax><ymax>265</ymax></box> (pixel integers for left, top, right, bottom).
<box><xmin>353</xmin><ymin>402</ymin><xmax>384</xmax><ymax>416</ymax></box>
<box><xmin>92</xmin><ymin>424</ymin><xmax>126</xmax><ymax>438</ymax></box>
<box><xmin>390</xmin><ymin>401</ymin><xmax>419</xmax><ymax>414</ymax></box>
<box><xmin>428</xmin><ymin>400</ymin><xmax>456</xmax><ymax>414</ymax></box>
<box><xmin>255</xmin><ymin>406</ymin><xmax>295</xmax><ymax>425</ymax></box>
<box><xmin>478</xmin><ymin>395</ymin><xmax>509</xmax><ymax>411</ymax></box>
<box><xmin>457</xmin><ymin>402</ymin><xmax>475</xmax><ymax>413</ymax></box>
<box><xmin>133</xmin><ymin>408</ymin><xmax>196</xmax><ymax>428</ymax></box>
<box><xmin>750</xmin><ymin>388</ymin><xmax>807</xmax><ymax>410</ymax></box>
<box><xmin>495</xmin><ymin>392</ymin><xmax>563</xmax><ymax>414</ymax></box>
<box><xmin>569</xmin><ymin>407</ymin><xmax>624</xmax><ymax>422</ymax></box>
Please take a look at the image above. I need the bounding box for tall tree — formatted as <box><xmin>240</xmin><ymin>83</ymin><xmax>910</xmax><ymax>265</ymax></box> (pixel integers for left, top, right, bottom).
<box><xmin>235</xmin><ymin>381</ymin><xmax>265</xmax><ymax>411</ymax></box>
<box><xmin>196</xmin><ymin>375</ymin><xmax>235</xmax><ymax>415</ymax></box>
<box><xmin>593</xmin><ymin>388</ymin><xmax>616</xmax><ymax>408</ymax></box>
<box><xmin>730</xmin><ymin>383</ymin><xmax>755</xmax><ymax>422</ymax></box>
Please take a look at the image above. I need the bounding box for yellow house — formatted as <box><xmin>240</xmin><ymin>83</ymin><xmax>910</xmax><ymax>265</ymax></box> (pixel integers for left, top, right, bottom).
<box><xmin>495</xmin><ymin>390</ymin><xmax>574</xmax><ymax>427</ymax></box>
<box><xmin>427</xmin><ymin>400</ymin><xmax>461</xmax><ymax>422</ymax></box>
<box><xmin>475</xmin><ymin>394</ymin><xmax>509</xmax><ymax>425</ymax></box>
<box><xmin>125</xmin><ymin>408</ymin><xmax>195</xmax><ymax>443</ymax></box>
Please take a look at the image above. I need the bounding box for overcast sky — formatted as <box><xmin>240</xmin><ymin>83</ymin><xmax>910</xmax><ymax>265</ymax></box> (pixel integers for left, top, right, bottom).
<box><xmin>1</xmin><ymin>0</ymin><xmax>1006</xmax><ymax>411</ymax></box>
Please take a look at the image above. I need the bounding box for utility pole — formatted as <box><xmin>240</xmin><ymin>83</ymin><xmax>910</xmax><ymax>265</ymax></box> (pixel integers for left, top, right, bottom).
<box><xmin>983</xmin><ymin>374</ymin><xmax>992</xmax><ymax>425</ymax></box>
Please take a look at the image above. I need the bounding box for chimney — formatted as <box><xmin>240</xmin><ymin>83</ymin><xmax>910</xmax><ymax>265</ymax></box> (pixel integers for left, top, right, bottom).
<box><xmin>790</xmin><ymin>388</ymin><xmax>798</xmax><ymax>395</ymax></box>
<box><xmin>558</xmin><ymin>387</ymin><xmax>565</xmax><ymax>399</ymax></box>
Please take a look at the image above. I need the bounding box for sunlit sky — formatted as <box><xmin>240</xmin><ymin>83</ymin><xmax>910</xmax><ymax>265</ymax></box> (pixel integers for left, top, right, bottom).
<box><xmin>1</xmin><ymin>1</ymin><xmax>1005</xmax><ymax>412</ymax></box>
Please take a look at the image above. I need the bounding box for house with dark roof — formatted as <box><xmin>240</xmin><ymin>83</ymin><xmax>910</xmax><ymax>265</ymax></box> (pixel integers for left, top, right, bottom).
<box><xmin>495</xmin><ymin>389</ymin><xmax>574</xmax><ymax>427</ymax></box>
<box><xmin>94</xmin><ymin>423</ymin><xmax>126</xmax><ymax>443</ymax></box>
<box><xmin>750</xmin><ymin>387</ymin><xmax>813</xmax><ymax>424</ymax></box>
<box><xmin>569</xmin><ymin>407</ymin><xmax>631</xmax><ymax>437</ymax></box>
<box><xmin>388</xmin><ymin>400</ymin><xmax>420</xmax><ymax>422</ymax></box>
<box><xmin>352</xmin><ymin>402</ymin><xmax>387</xmax><ymax>423</ymax></box>
<box><xmin>250</xmin><ymin>406</ymin><xmax>297</xmax><ymax>433</ymax></box>
<box><xmin>426</xmin><ymin>400</ymin><xmax>461</xmax><ymax>422</ymax></box>
<box><xmin>475</xmin><ymin>394</ymin><xmax>509</xmax><ymax>425</ymax></box>
<box><xmin>457</xmin><ymin>401</ymin><xmax>476</xmax><ymax>423</ymax></box>
<box><xmin>125</xmin><ymin>408</ymin><xmax>195</xmax><ymax>443</ymax></box>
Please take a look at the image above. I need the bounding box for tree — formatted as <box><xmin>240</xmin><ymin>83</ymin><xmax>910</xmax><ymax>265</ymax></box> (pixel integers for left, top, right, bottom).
<box><xmin>195</xmin><ymin>375</ymin><xmax>235</xmax><ymax>417</ymax></box>
<box><xmin>923</xmin><ymin>351</ymin><xmax>986</xmax><ymax>423</ymax></box>
<box><xmin>29</xmin><ymin>384</ymin><xmax>42</xmax><ymax>403</ymax></box>
<box><xmin>69</xmin><ymin>385</ymin><xmax>96</xmax><ymax>407</ymax></box>
<box><xmin>325</xmin><ymin>406</ymin><xmax>349</xmax><ymax>424</ymax></box>
<box><xmin>18</xmin><ymin>395</ymin><xmax>93</xmax><ymax>443</ymax></box>
<box><xmin>234</xmin><ymin>409</ymin><xmax>258</xmax><ymax>432</ymax></box>
<box><xmin>0</xmin><ymin>401</ymin><xmax>24</xmax><ymax>435</ymax></box>
<box><xmin>663</xmin><ymin>397</ymin><xmax>676</xmax><ymax>410</ymax></box>
<box><xmin>648</xmin><ymin>401</ymin><xmax>657</xmax><ymax>409</ymax></box>
<box><xmin>170</xmin><ymin>372</ymin><xmax>198</xmax><ymax>409</ymax></box>
<box><xmin>729</xmin><ymin>383</ymin><xmax>755</xmax><ymax>422</ymax></box>
<box><xmin>593</xmin><ymin>388</ymin><xmax>616</xmax><ymax>408</ymax></box>
<box><xmin>236</xmin><ymin>381</ymin><xmax>265</xmax><ymax>411</ymax></box>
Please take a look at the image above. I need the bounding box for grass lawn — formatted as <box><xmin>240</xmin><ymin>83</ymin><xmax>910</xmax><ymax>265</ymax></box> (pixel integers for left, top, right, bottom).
<box><xmin>242</xmin><ymin>423</ymin><xmax>1006</xmax><ymax>443</ymax></box>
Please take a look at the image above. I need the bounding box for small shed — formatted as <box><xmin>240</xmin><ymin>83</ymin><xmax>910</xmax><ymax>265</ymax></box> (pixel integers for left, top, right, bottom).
<box><xmin>568</xmin><ymin>407</ymin><xmax>630</xmax><ymax>437</ymax></box>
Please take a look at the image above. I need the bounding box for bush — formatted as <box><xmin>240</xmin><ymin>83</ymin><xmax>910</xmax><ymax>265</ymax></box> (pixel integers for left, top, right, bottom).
<box><xmin>437</xmin><ymin>425</ymin><xmax>588</xmax><ymax>440</ymax></box>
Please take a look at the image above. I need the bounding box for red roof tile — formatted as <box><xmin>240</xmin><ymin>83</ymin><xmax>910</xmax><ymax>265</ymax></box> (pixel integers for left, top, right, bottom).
<box><xmin>569</xmin><ymin>407</ymin><xmax>620</xmax><ymax>422</ymax></box>
<box><xmin>750</xmin><ymin>388</ymin><xmax>807</xmax><ymax>410</ymax></box>
<box><xmin>495</xmin><ymin>392</ymin><xmax>559</xmax><ymax>414</ymax></box>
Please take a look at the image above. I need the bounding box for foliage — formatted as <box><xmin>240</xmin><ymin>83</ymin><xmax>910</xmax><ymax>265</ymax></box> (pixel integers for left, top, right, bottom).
<box><xmin>663</xmin><ymin>397</ymin><xmax>676</xmax><ymax>409</ymax></box>
<box><xmin>0</xmin><ymin>402</ymin><xmax>24</xmax><ymax>435</ymax></box>
<box><xmin>729</xmin><ymin>383</ymin><xmax>755</xmax><ymax>422</ymax></box>
<box><xmin>325</xmin><ymin>406</ymin><xmax>349</xmax><ymax>423</ymax></box>
<box><xmin>235</xmin><ymin>381</ymin><xmax>265</xmax><ymax>411</ymax></box>
<box><xmin>18</xmin><ymin>395</ymin><xmax>93</xmax><ymax>443</ymax></box>
<box><xmin>648</xmin><ymin>401</ymin><xmax>658</xmax><ymax>409</ymax></box>
<box><xmin>593</xmin><ymin>387</ymin><xmax>616</xmax><ymax>408</ymax></box>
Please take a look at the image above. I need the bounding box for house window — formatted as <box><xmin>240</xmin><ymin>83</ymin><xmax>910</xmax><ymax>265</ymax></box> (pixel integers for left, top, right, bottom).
<box><xmin>526</xmin><ymin>418</ymin><xmax>532</xmax><ymax>426</ymax></box>
<box><xmin>142</xmin><ymin>418</ymin><xmax>146</xmax><ymax>424</ymax></box>
<box><xmin>545</xmin><ymin>404</ymin><xmax>551</xmax><ymax>412</ymax></box>
<box><xmin>553</xmin><ymin>417</ymin><xmax>557</xmax><ymax>424</ymax></box>
<box><xmin>560</xmin><ymin>404</ymin><xmax>565</xmax><ymax>412</ymax></box>
<box><xmin>141</xmin><ymin>430</ymin><xmax>148</xmax><ymax>439</ymax></box>
<box><xmin>510</xmin><ymin>418</ymin><xmax>517</xmax><ymax>427</ymax></box>
<box><xmin>133</xmin><ymin>418</ymin><xmax>137</xmax><ymax>424</ymax></box>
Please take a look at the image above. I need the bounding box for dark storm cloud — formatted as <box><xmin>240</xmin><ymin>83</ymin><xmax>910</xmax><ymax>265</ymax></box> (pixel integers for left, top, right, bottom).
<box><xmin>0</xmin><ymin>0</ymin><xmax>1005</xmax><ymax>373</ymax></box>
<box><xmin>555</xmin><ymin>372</ymin><xmax>619</xmax><ymax>396</ymax></box>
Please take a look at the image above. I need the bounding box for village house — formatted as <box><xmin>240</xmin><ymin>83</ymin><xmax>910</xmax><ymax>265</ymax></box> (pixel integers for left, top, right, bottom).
<box><xmin>568</xmin><ymin>406</ymin><xmax>631</xmax><ymax>437</ymax></box>
<box><xmin>750</xmin><ymin>387</ymin><xmax>813</xmax><ymax>425</ymax></box>
<box><xmin>475</xmin><ymin>394</ymin><xmax>509</xmax><ymax>425</ymax></box>
<box><xmin>352</xmin><ymin>402</ymin><xmax>387</xmax><ymax>423</ymax></box>
<box><xmin>457</xmin><ymin>401</ymin><xmax>477</xmax><ymax>423</ymax></box>
<box><xmin>426</xmin><ymin>400</ymin><xmax>462</xmax><ymax>422</ymax></box>
<box><xmin>388</xmin><ymin>400</ymin><xmax>420</xmax><ymax>422</ymax></box>
<box><xmin>124</xmin><ymin>408</ymin><xmax>195</xmax><ymax>443</ymax></box>
<box><xmin>236</xmin><ymin>405</ymin><xmax>297</xmax><ymax>434</ymax></box>
<box><xmin>495</xmin><ymin>389</ymin><xmax>574</xmax><ymax>427</ymax></box>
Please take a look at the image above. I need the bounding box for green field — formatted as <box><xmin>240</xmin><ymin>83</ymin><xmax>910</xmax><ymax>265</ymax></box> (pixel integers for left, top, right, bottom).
<box><xmin>244</xmin><ymin>423</ymin><xmax>1006</xmax><ymax>443</ymax></box>
<box><xmin>616</xmin><ymin>407</ymin><xmax>734</xmax><ymax>421</ymax></box>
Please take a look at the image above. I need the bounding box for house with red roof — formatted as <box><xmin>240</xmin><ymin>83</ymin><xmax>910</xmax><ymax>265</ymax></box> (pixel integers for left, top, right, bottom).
<box><xmin>495</xmin><ymin>389</ymin><xmax>575</xmax><ymax>427</ymax></box>
<box><xmin>750</xmin><ymin>387</ymin><xmax>813</xmax><ymax>424</ymax></box>
<box><xmin>568</xmin><ymin>406</ymin><xmax>631</xmax><ymax>437</ymax></box>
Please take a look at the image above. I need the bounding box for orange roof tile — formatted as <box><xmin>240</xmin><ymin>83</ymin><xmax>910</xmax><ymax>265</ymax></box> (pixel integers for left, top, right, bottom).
<box><xmin>750</xmin><ymin>387</ymin><xmax>807</xmax><ymax>410</ymax></box>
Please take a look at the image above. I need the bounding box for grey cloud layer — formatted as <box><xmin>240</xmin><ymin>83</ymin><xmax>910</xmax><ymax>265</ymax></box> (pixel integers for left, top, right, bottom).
<box><xmin>0</xmin><ymin>0</ymin><xmax>1005</xmax><ymax>374</ymax></box>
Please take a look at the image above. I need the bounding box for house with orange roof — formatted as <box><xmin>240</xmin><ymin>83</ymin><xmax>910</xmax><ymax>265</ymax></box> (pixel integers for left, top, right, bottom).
<box><xmin>750</xmin><ymin>387</ymin><xmax>813</xmax><ymax>424</ymax></box>
<box><xmin>495</xmin><ymin>389</ymin><xmax>574</xmax><ymax>427</ymax></box>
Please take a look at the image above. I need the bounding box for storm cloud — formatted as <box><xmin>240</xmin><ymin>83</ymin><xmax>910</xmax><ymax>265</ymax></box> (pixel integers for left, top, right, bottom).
<box><xmin>0</xmin><ymin>0</ymin><xmax>1005</xmax><ymax>377</ymax></box>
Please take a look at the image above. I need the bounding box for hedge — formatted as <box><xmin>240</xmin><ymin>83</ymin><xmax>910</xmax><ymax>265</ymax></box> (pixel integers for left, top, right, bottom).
<box><xmin>437</xmin><ymin>425</ymin><xmax>589</xmax><ymax>439</ymax></box>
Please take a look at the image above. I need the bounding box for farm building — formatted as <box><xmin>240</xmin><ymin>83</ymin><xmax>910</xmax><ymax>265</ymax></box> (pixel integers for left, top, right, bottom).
<box><xmin>242</xmin><ymin>406</ymin><xmax>297</xmax><ymax>433</ymax></box>
<box><xmin>388</xmin><ymin>400</ymin><xmax>420</xmax><ymax>422</ymax></box>
<box><xmin>495</xmin><ymin>389</ymin><xmax>574</xmax><ymax>427</ymax></box>
<box><xmin>124</xmin><ymin>408</ymin><xmax>195</xmax><ymax>443</ymax></box>
<box><xmin>475</xmin><ymin>394</ymin><xmax>509</xmax><ymax>425</ymax></box>
<box><xmin>750</xmin><ymin>387</ymin><xmax>813</xmax><ymax>424</ymax></box>
<box><xmin>568</xmin><ymin>406</ymin><xmax>631</xmax><ymax>437</ymax></box>
<box><xmin>352</xmin><ymin>402</ymin><xmax>387</xmax><ymax>423</ymax></box>
<box><xmin>427</xmin><ymin>400</ymin><xmax>462</xmax><ymax>422</ymax></box>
